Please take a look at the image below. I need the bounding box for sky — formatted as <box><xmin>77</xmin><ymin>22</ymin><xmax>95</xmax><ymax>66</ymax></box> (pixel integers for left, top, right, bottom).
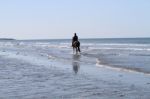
<box><xmin>0</xmin><ymin>0</ymin><xmax>150</xmax><ymax>39</ymax></box>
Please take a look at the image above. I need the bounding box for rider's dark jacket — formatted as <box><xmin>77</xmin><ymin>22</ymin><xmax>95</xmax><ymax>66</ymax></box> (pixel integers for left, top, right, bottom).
<box><xmin>72</xmin><ymin>35</ymin><xmax>78</xmax><ymax>46</ymax></box>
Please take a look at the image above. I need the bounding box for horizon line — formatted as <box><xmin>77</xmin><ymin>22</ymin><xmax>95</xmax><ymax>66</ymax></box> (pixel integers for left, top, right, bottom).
<box><xmin>13</xmin><ymin>37</ymin><xmax>150</xmax><ymax>40</ymax></box>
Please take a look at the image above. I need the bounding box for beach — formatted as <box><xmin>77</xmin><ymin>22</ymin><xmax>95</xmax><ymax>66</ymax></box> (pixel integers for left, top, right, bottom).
<box><xmin>0</xmin><ymin>38</ymin><xmax>150</xmax><ymax>99</ymax></box>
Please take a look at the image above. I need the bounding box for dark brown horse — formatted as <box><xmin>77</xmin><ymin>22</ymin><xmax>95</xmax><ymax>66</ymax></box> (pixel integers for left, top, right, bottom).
<box><xmin>72</xmin><ymin>41</ymin><xmax>80</xmax><ymax>54</ymax></box>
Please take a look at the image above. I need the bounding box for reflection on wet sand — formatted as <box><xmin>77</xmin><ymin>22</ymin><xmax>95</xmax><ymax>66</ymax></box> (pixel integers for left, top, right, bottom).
<box><xmin>72</xmin><ymin>55</ymin><xmax>81</xmax><ymax>74</ymax></box>
<box><xmin>73</xmin><ymin>62</ymin><xmax>79</xmax><ymax>74</ymax></box>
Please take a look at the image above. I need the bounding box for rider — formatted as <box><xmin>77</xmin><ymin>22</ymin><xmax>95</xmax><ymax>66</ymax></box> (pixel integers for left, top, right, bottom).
<box><xmin>72</xmin><ymin>33</ymin><xmax>78</xmax><ymax>46</ymax></box>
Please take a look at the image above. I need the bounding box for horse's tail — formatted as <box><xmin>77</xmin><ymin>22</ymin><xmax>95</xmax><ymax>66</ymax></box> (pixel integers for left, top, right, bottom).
<box><xmin>78</xmin><ymin>41</ymin><xmax>80</xmax><ymax>47</ymax></box>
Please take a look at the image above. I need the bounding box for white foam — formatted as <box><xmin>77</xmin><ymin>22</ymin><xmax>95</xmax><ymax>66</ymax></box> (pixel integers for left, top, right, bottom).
<box><xmin>88</xmin><ymin>47</ymin><xmax>150</xmax><ymax>51</ymax></box>
<box><xmin>96</xmin><ymin>62</ymin><xmax>150</xmax><ymax>75</ymax></box>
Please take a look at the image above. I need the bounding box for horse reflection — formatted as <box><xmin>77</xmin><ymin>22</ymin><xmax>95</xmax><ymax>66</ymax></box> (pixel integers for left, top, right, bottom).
<box><xmin>72</xmin><ymin>55</ymin><xmax>81</xmax><ymax>74</ymax></box>
<box><xmin>73</xmin><ymin>62</ymin><xmax>79</xmax><ymax>74</ymax></box>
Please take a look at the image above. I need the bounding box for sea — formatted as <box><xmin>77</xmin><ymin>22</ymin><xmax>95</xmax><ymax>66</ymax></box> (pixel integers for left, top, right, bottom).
<box><xmin>1</xmin><ymin>38</ymin><xmax>150</xmax><ymax>98</ymax></box>
<box><xmin>1</xmin><ymin>38</ymin><xmax>150</xmax><ymax>74</ymax></box>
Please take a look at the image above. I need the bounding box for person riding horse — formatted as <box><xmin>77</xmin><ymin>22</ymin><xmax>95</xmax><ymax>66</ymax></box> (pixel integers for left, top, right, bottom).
<box><xmin>72</xmin><ymin>33</ymin><xmax>80</xmax><ymax>53</ymax></box>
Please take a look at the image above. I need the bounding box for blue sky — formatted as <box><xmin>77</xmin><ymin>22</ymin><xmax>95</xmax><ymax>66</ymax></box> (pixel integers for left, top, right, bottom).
<box><xmin>0</xmin><ymin>0</ymin><xmax>150</xmax><ymax>39</ymax></box>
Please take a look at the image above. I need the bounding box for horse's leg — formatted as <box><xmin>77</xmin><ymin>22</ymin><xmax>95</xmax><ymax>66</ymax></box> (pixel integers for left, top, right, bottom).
<box><xmin>73</xmin><ymin>47</ymin><xmax>75</xmax><ymax>54</ymax></box>
<box><xmin>73</xmin><ymin>47</ymin><xmax>74</xmax><ymax>54</ymax></box>
<box><xmin>77</xmin><ymin>41</ymin><xmax>80</xmax><ymax>53</ymax></box>
<box><xmin>76</xmin><ymin>47</ymin><xmax>78</xmax><ymax>54</ymax></box>
<box><xmin>78</xmin><ymin>47</ymin><xmax>80</xmax><ymax>52</ymax></box>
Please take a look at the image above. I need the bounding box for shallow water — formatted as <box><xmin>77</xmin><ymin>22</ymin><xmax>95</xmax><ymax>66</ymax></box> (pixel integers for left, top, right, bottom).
<box><xmin>0</xmin><ymin>53</ymin><xmax>150</xmax><ymax>99</ymax></box>
<box><xmin>1</xmin><ymin>38</ymin><xmax>150</xmax><ymax>73</ymax></box>
<box><xmin>0</xmin><ymin>38</ymin><xmax>150</xmax><ymax>98</ymax></box>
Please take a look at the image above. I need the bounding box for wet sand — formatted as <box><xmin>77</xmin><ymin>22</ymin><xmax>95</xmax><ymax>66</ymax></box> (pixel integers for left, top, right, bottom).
<box><xmin>0</xmin><ymin>44</ymin><xmax>150</xmax><ymax>99</ymax></box>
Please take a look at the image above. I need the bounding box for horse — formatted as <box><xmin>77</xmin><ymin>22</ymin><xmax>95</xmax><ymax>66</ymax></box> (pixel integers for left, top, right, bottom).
<box><xmin>72</xmin><ymin>41</ymin><xmax>81</xmax><ymax>54</ymax></box>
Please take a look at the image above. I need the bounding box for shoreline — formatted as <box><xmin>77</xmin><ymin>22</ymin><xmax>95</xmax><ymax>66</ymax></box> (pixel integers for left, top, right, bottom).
<box><xmin>0</xmin><ymin>49</ymin><xmax>150</xmax><ymax>98</ymax></box>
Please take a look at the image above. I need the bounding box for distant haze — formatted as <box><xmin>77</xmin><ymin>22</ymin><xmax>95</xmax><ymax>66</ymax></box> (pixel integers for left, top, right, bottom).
<box><xmin>0</xmin><ymin>0</ymin><xmax>150</xmax><ymax>39</ymax></box>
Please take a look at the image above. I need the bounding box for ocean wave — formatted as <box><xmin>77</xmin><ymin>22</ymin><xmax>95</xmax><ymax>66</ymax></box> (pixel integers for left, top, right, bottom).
<box><xmin>81</xmin><ymin>43</ymin><xmax>150</xmax><ymax>47</ymax></box>
<box><xmin>0</xmin><ymin>42</ymin><xmax>14</xmax><ymax>47</ymax></box>
<box><xmin>96</xmin><ymin>59</ymin><xmax>150</xmax><ymax>75</ymax></box>
<box><xmin>129</xmin><ymin>53</ymin><xmax>150</xmax><ymax>56</ymax></box>
<box><xmin>87</xmin><ymin>47</ymin><xmax>150</xmax><ymax>51</ymax></box>
<box><xmin>2</xmin><ymin>41</ymin><xmax>150</xmax><ymax>51</ymax></box>
<box><xmin>26</xmin><ymin>42</ymin><xmax>71</xmax><ymax>49</ymax></box>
